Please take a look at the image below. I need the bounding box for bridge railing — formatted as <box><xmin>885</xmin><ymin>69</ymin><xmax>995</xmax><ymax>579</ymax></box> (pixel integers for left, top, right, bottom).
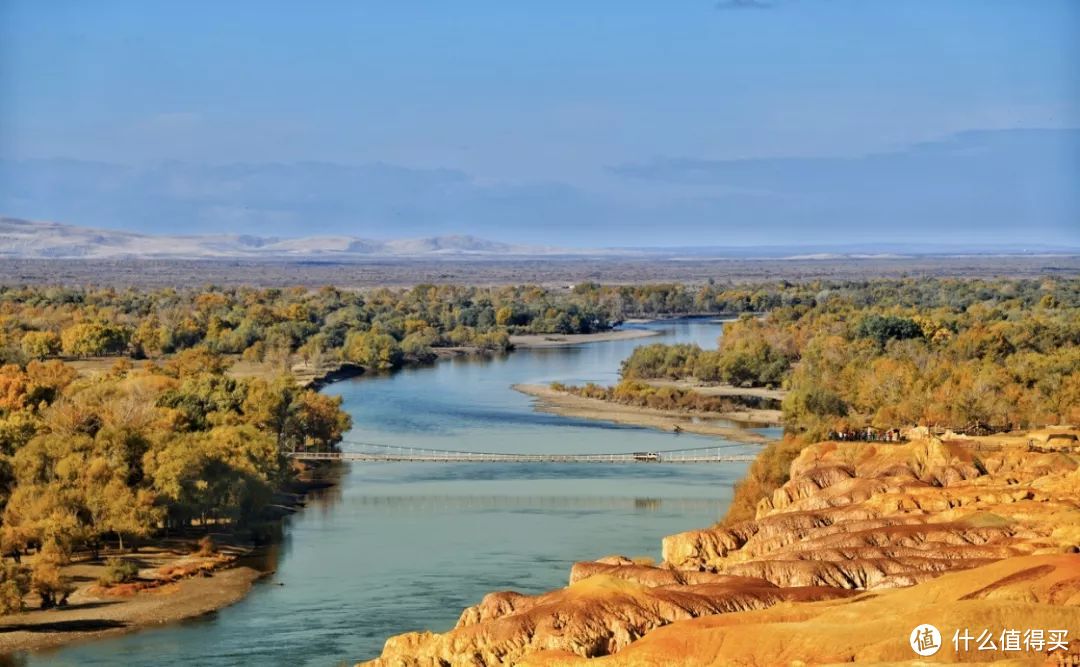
<box><xmin>287</xmin><ymin>442</ymin><xmax>755</xmax><ymax>464</ymax></box>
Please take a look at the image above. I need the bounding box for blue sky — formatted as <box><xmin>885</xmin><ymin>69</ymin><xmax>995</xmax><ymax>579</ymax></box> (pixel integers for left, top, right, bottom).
<box><xmin>0</xmin><ymin>1</ymin><xmax>1077</xmax><ymax>246</ymax></box>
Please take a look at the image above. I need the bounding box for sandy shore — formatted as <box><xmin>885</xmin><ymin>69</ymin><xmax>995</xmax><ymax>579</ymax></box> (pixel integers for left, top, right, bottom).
<box><xmin>513</xmin><ymin>384</ymin><xmax>775</xmax><ymax>443</ymax></box>
<box><xmin>0</xmin><ymin>471</ymin><xmax>342</xmax><ymax>655</ymax></box>
<box><xmin>0</xmin><ymin>553</ymin><xmax>263</xmax><ymax>654</ymax></box>
<box><xmin>510</xmin><ymin>328</ymin><xmax>660</xmax><ymax>348</ymax></box>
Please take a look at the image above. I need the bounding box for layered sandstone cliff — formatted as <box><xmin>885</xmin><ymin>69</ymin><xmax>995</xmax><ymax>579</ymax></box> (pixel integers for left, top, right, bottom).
<box><xmin>524</xmin><ymin>553</ymin><xmax>1080</xmax><ymax>666</ymax></box>
<box><xmin>360</xmin><ymin>433</ymin><xmax>1080</xmax><ymax>666</ymax></box>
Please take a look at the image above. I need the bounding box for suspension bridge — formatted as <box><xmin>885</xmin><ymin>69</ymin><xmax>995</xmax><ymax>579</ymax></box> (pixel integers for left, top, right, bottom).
<box><xmin>288</xmin><ymin>441</ymin><xmax>756</xmax><ymax>464</ymax></box>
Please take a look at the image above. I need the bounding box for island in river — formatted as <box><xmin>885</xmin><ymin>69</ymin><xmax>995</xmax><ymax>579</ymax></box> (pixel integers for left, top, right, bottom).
<box><xmin>512</xmin><ymin>383</ymin><xmax>776</xmax><ymax>444</ymax></box>
<box><xmin>508</xmin><ymin>329</ymin><xmax>660</xmax><ymax>348</ymax></box>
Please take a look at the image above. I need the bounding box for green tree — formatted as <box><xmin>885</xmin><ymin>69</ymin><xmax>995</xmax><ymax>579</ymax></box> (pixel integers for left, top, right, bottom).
<box><xmin>855</xmin><ymin>314</ymin><xmax>923</xmax><ymax>349</ymax></box>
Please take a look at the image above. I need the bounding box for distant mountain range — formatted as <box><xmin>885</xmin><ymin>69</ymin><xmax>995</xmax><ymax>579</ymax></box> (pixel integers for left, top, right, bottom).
<box><xmin>0</xmin><ymin>217</ymin><xmax>574</xmax><ymax>259</ymax></box>
<box><xmin>1</xmin><ymin>217</ymin><xmax>1077</xmax><ymax>260</ymax></box>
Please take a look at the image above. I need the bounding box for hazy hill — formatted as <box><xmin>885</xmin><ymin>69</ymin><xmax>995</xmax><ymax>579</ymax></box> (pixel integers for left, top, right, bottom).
<box><xmin>0</xmin><ymin>217</ymin><xmax>565</xmax><ymax>259</ymax></box>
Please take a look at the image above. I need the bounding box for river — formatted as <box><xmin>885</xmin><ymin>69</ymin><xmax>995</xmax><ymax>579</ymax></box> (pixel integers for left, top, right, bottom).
<box><xmin>28</xmin><ymin>319</ymin><xmax>772</xmax><ymax>667</ymax></box>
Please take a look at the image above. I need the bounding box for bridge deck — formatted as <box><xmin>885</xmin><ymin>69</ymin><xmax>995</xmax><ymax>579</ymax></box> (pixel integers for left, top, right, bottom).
<box><xmin>289</xmin><ymin>451</ymin><xmax>754</xmax><ymax>464</ymax></box>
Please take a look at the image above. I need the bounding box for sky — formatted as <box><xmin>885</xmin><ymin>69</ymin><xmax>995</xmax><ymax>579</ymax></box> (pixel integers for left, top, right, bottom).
<box><xmin>0</xmin><ymin>0</ymin><xmax>1077</xmax><ymax>247</ymax></box>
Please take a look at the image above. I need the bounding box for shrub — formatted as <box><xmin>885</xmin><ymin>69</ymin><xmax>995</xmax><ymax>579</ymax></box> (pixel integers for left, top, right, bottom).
<box><xmin>195</xmin><ymin>535</ymin><xmax>216</xmax><ymax>557</ymax></box>
<box><xmin>98</xmin><ymin>557</ymin><xmax>140</xmax><ymax>586</ymax></box>
<box><xmin>242</xmin><ymin>341</ymin><xmax>267</xmax><ymax>363</ymax></box>
<box><xmin>31</xmin><ymin>546</ymin><xmax>74</xmax><ymax>609</ymax></box>
<box><xmin>718</xmin><ymin>437</ymin><xmax>808</xmax><ymax>527</ymax></box>
<box><xmin>0</xmin><ymin>563</ymin><xmax>29</xmax><ymax>614</ymax></box>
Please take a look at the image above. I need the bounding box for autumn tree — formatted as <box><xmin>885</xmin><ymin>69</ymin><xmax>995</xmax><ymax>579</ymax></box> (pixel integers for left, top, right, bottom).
<box><xmin>60</xmin><ymin>322</ymin><xmax>129</xmax><ymax>357</ymax></box>
<box><xmin>0</xmin><ymin>562</ymin><xmax>28</xmax><ymax>613</ymax></box>
<box><xmin>20</xmin><ymin>331</ymin><xmax>60</xmax><ymax>360</ymax></box>
<box><xmin>31</xmin><ymin>541</ymin><xmax>73</xmax><ymax>609</ymax></box>
<box><xmin>343</xmin><ymin>331</ymin><xmax>403</xmax><ymax>371</ymax></box>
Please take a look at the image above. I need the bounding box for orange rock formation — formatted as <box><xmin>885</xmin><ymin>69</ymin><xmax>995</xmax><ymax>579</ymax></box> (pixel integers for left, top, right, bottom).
<box><xmin>360</xmin><ymin>433</ymin><xmax>1080</xmax><ymax>666</ymax></box>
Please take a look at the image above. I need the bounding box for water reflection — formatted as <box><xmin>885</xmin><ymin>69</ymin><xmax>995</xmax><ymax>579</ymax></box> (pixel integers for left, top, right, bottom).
<box><xmin>346</xmin><ymin>495</ymin><xmax>721</xmax><ymax>513</ymax></box>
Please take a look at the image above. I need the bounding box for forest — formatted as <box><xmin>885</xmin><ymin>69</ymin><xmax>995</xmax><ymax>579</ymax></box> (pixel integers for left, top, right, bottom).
<box><xmin>0</xmin><ymin>282</ymin><xmax>802</xmax><ymax>372</ymax></box>
<box><xmin>603</xmin><ymin>278</ymin><xmax>1080</xmax><ymax>527</ymax></box>
<box><xmin>0</xmin><ymin>350</ymin><xmax>350</xmax><ymax>612</ymax></box>
<box><xmin>601</xmin><ymin>278</ymin><xmax>1079</xmax><ymax>438</ymax></box>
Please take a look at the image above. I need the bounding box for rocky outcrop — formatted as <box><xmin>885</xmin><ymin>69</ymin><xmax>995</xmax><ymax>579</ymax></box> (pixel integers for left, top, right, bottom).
<box><xmin>522</xmin><ymin>554</ymin><xmax>1080</xmax><ymax>666</ymax></box>
<box><xmin>362</xmin><ymin>574</ymin><xmax>854</xmax><ymax>666</ymax></box>
<box><xmin>662</xmin><ymin>438</ymin><xmax>1079</xmax><ymax>593</ymax></box>
<box><xmin>360</xmin><ymin>433</ymin><xmax>1080</xmax><ymax>666</ymax></box>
